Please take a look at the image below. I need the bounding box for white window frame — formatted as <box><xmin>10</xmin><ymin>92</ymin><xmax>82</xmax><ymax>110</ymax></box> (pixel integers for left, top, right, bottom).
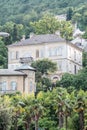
<box><xmin>2</xmin><ymin>81</ymin><xmax>7</xmax><ymax>91</ymax></box>
<box><xmin>11</xmin><ymin>81</ymin><xmax>17</xmax><ymax>90</ymax></box>
<box><xmin>10</xmin><ymin>51</ymin><xmax>15</xmax><ymax>60</ymax></box>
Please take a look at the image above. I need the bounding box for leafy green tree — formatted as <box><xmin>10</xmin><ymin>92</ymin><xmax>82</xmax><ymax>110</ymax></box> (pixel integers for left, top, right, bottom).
<box><xmin>30</xmin><ymin>15</ymin><xmax>73</xmax><ymax>40</ymax></box>
<box><xmin>0</xmin><ymin>39</ymin><xmax>8</xmax><ymax>68</ymax></box>
<box><xmin>58</xmin><ymin>67</ymin><xmax>87</xmax><ymax>91</ymax></box>
<box><xmin>30</xmin><ymin>14</ymin><xmax>60</xmax><ymax>34</ymax></box>
<box><xmin>0</xmin><ymin>96</ymin><xmax>12</xmax><ymax>130</ymax></box>
<box><xmin>0</xmin><ymin>0</ymin><xmax>86</xmax><ymax>25</ymax></box>
<box><xmin>57</xmin><ymin>73</ymin><xmax>74</xmax><ymax>88</ymax></box>
<box><xmin>0</xmin><ymin>22</ymin><xmax>24</xmax><ymax>44</ymax></box>
<box><xmin>82</xmin><ymin>51</ymin><xmax>87</xmax><ymax>67</ymax></box>
<box><xmin>52</xmin><ymin>88</ymin><xmax>68</xmax><ymax>129</ymax></box>
<box><xmin>31</xmin><ymin>59</ymin><xmax>57</xmax><ymax>93</ymax></box>
<box><xmin>37</xmin><ymin>91</ymin><xmax>58</xmax><ymax>130</ymax></box>
<box><xmin>74</xmin><ymin>90</ymin><xmax>87</xmax><ymax>130</ymax></box>
<box><xmin>70</xmin><ymin>114</ymin><xmax>80</xmax><ymax>130</ymax></box>
<box><xmin>31</xmin><ymin>58</ymin><xmax>57</xmax><ymax>79</ymax></box>
<box><xmin>19</xmin><ymin>94</ymin><xmax>45</xmax><ymax>130</ymax></box>
<box><xmin>73</xmin><ymin>67</ymin><xmax>87</xmax><ymax>90</ymax></box>
<box><xmin>12</xmin><ymin>24</ymin><xmax>19</xmax><ymax>42</ymax></box>
<box><xmin>10</xmin><ymin>94</ymin><xmax>23</xmax><ymax>130</ymax></box>
<box><xmin>19</xmin><ymin>95</ymin><xmax>35</xmax><ymax>130</ymax></box>
<box><xmin>66</xmin><ymin>8</ymin><xmax>73</xmax><ymax>21</ymax></box>
<box><xmin>59</xmin><ymin>21</ymin><xmax>73</xmax><ymax>40</ymax></box>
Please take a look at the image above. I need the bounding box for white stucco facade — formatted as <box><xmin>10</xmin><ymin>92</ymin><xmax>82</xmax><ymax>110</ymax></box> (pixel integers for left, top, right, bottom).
<box><xmin>8</xmin><ymin>34</ymin><xmax>83</xmax><ymax>76</ymax></box>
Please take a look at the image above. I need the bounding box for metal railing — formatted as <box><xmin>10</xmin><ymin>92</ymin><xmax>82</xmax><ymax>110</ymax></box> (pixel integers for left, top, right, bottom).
<box><xmin>19</xmin><ymin>57</ymin><xmax>33</xmax><ymax>64</ymax></box>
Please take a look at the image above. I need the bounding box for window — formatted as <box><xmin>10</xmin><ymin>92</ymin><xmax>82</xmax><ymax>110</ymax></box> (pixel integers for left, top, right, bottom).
<box><xmin>52</xmin><ymin>48</ymin><xmax>57</xmax><ymax>56</ymax></box>
<box><xmin>29</xmin><ymin>81</ymin><xmax>33</xmax><ymax>92</ymax></box>
<box><xmin>74</xmin><ymin>65</ymin><xmax>77</xmax><ymax>74</ymax></box>
<box><xmin>0</xmin><ymin>82</ymin><xmax>7</xmax><ymax>93</ymax></box>
<box><xmin>23</xmin><ymin>51</ymin><xmax>32</xmax><ymax>57</ymax></box>
<box><xmin>58</xmin><ymin>47</ymin><xmax>62</xmax><ymax>55</ymax></box>
<box><xmin>48</xmin><ymin>49</ymin><xmax>52</xmax><ymax>57</ymax></box>
<box><xmin>0</xmin><ymin>82</ymin><xmax>2</xmax><ymax>91</ymax></box>
<box><xmin>69</xmin><ymin>47</ymin><xmax>71</xmax><ymax>58</ymax></box>
<box><xmin>79</xmin><ymin>53</ymin><xmax>81</xmax><ymax>63</ymax></box>
<box><xmin>11</xmin><ymin>81</ymin><xmax>17</xmax><ymax>90</ymax></box>
<box><xmin>10</xmin><ymin>51</ymin><xmax>15</xmax><ymax>60</ymax></box>
<box><xmin>36</xmin><ymin>50</ymin><xmax>39</xmax><ymax>58</ymax></box>
<box><xmin>29</xmin><ymin>71</ymin><xmax>34</xmax><ymax>76</ymax></box>
<box><xmin>48</xmin><ymin>48</ymin><xmax>57</xmax><ymax>57</ymax></box>
<box><xmin>48</xmin><ymin>46</ymin><xmax>62</xmax><ymax>57</ymax></box>
<box><xmin>2</xmin><ymin>81</ymin><xmax>6</xmax><ymax>91</ymax></box>
<box><xmin>16</xmin><ymin>51</ymin><xmax>19</xmax><ymax>59</ymax></box>
<box><xmin>74</xmin><ymin>51</ymin><xmax>76</xmax><ymax>61</ymax></box>
<box><xmin>39</xmin><ymin>49</ymin><xmax>44</xmax><ymax>58</ymax></box>
<box><xmin>69</xmin><ymin>62</ymin><xmax>71</xmax><ymax>72</ymax></box>
<box><xmin>58</xmin><ymin>61</ymin><xmax>62</xmax><ymax>71</ymax></box>
<box><xmin>54</xmin><ymin>48</ymin><xmax>58</xmax><ymax>56</ymax></box>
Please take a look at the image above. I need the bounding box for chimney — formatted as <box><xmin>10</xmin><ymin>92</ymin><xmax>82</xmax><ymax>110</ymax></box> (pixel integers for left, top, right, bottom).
<box><xmin>21</xmin><ymin>35</ymin><xmax>25</xmax><ymax>41</ymax></box>
<box><xmin>30</xmin><ymin>32</ymin><xmax>35</xmax><ymax>38</ymax></box>
<box><xmin>55</xmin><ymin>30</ymin><xmax>61</xmax><ymax>37</ymax></box>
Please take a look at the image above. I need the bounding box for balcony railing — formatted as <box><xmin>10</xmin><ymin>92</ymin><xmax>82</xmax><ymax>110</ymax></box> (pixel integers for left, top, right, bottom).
<box><xmin>19</xmin><ymin>57</ymin><xmax>33</xmax><ymax>64</ymax></box>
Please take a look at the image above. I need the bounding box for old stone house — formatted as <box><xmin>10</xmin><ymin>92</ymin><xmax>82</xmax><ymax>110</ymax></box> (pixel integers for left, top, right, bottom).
<box><xmin>0</xmin><ymin>64</ymin><xmax>36</xmax><ymax>94</ymax></box>
<box><xmin>8</xmin><ymin>34</ymin><xmax>83</xmax><ymax>79</ymax></box>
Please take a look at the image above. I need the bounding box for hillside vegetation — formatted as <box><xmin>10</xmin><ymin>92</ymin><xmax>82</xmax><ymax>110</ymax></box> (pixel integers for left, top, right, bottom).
<box><xmin>0</xmin><ymin>0</ymin><xmax>87</xmax><ymax>68</ymax></box>
<box><xmin>0</xmin><ymin>0</ymin><xmax>87</xmax><ymax>25</ymax></box>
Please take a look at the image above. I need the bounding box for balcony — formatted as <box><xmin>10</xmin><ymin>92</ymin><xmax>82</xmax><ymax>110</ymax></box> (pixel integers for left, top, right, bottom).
<box><xmin>19</xmin><ymin>57</ymin><xmax>33</xmax><ymax>64</ymax></box>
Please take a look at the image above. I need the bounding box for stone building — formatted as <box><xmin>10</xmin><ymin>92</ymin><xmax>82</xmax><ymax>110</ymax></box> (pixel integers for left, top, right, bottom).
<box><xmin>8</xmin><ymin>34</ymin><xmax>83</xmax><ymax>79</ymax></box>
<box><xmin>0</xmin><ymin>64</ymin><xmax>36</xmax><ymax>94</ymax></box>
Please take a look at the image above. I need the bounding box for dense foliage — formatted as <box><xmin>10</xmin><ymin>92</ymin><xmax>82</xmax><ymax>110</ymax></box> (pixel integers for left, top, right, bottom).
<box><xmin>0</xmin><ymin>0</ymin><xmax>87</xmax><ymax>68</ymax></box>
<box><xmin>57</xmin><ymin>67</ymin><xmax>87</xmax><ymax>91</ymax></box>
<box><xmin>0</xmin><ymin>88</ymin><xmax>87</xmax><ymax>130</ymax></box>
<box><xmin>0</xmin><ymin>0</ymin><xmax>87</xmax><ymax>25</ymax></box>
<box><xmin>0</xmin><ymin>1</ymin><xmax>87</xmax><ymax>130</ymax></box>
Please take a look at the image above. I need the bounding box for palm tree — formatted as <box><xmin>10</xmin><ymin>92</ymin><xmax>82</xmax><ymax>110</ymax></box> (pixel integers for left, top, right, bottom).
<box><xmin>31</xmin><ymin>99</ymin><xmax>45</xmax><ymax>130</ymax></box>
<box><xmin>10</xmin><ymin>94</ymin><xmax>22</xmax><ymax>130</ymax></box>
<box><xmin>52</xmin><ymin>88</ymin><xmax>66</xmax><ymax>129</ymax></box>
<box><xmin>20</xmin><ymin>95</ymin><xmax>34</xmax><ymax>130</ymax></box>
<box><xmin>20</xmin><ymin>93</ymin><xmax>45</xmax><ymax>130</ymax></box>
<box><xmin>0</xmin><ymin>95</ymin><xmax>12</xmax><ymax>130</ymax></box>
<box><xmin>74</xmin><ymin>90</ymin><xmax>87</xmax><ymax>130</ymax></box>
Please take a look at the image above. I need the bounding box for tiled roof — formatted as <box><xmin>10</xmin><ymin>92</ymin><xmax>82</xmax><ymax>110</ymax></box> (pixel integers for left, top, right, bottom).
<box><xmin>0</xmin><ymin>69</ymin><xmax>26</xmax><ymax>76</ymax></box>
<box><xmin>8</xmin><ymin>34</ymin><xmax>65</xmax><ymax>47</ymax></box>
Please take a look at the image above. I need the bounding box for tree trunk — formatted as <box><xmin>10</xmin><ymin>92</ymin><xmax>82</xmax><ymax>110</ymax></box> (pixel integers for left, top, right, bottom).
<box><xmin>79</xmin><ymin>110</ymin><xmax>84</xmax><ymax>130</ymax></box>
<box><xmin>26</xmin><ymin>123</ymin><xmax>30</xmax><ymax>130</ymax></box>
<box><xmin>15</xmin><ymin>126</ymin><xmax>18</xmax><ymax>130</ymax></box>
<box><xmin>58</xmin><ymin>106</ymin><xmax>64</xmax><ymax>129</ymax></box>
<box><xmin>15</xmin><ymin>117</ymin><xmax>18</xmax><ymax>130</ymax></box>
<box><xmin>65</xmin><ymin>116</ymin><xmax>68</xmax><ymax>130</ymax></box>
<box><xmin>59</xmin><ymin>113</ymin><xmax>64</xmax><ymax>128</ymax></box>
<box><xmin>35</xmin><ymin>115</ymin><xmax>38</xmax><ymax>130</ymax></box>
